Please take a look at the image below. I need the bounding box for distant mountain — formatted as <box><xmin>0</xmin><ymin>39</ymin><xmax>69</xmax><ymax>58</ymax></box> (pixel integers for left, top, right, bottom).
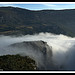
<box><xmin>0</xmin><ymin>7</ymin><xmax>75</xmax><ymax>37</ymax></box>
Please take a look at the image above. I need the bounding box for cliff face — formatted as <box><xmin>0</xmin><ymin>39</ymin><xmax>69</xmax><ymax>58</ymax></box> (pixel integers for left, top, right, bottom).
<box><xmin>10</xmin><ymin>41</ymin><xmax>54</xmax><ymax>70</ymax></box>
<box><xmin>11</xmin><ymin>41</ymin><xmax>52</xmax><ymax>57</ymax></box>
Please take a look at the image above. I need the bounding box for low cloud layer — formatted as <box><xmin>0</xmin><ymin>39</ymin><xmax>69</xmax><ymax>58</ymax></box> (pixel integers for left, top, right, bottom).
<box><xmin>0</xmin><ymin>32</ymin><xmax>75</xmax><ymax>70</ymax></box>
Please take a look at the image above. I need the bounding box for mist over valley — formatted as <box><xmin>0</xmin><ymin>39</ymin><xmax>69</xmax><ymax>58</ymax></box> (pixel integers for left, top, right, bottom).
<box><xmin>0</xmin><ymin>33</ymin><xmax>75</xmax><ymax>70</ymax></box>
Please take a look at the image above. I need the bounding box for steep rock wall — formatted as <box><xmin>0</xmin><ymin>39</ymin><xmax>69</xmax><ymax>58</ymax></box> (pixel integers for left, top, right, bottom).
<box><xmin>10</xmin><ymin>41</ymin><xmax>55</xmax><ymax>70</ymax></box>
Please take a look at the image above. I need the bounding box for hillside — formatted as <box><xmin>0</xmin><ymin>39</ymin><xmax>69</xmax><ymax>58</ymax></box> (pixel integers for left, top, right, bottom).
<box><xmin>0</xmin><ymin>54</ymin><xmax>37</xmax><ymax>71</ymax></box>
<box><xmin>0</xmin><ymin>7</ymin><xmax>75</xmax><ymax>36</ymax></box>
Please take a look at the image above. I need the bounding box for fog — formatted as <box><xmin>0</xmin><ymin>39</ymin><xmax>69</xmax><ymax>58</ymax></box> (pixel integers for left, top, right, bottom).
<box><xmin>0</xmin><ymin>32</ymin><xmax>75</xmax><ymax>70</ymax></box>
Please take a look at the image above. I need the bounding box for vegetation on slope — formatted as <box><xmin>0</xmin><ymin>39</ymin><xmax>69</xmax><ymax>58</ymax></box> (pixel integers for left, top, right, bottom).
<box><xmin>0</xmin><ymin>7</ymin><xmax>75</xmax><ymax>36</ymax></box>
<box><xmin>0</xmin><ymin>54</ymin><xmax>37</xmax><ymax>71</ymax></box>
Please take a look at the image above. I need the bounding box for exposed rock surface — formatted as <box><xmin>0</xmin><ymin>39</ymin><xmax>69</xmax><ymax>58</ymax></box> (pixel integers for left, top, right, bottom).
<box><xmin>11</xmin><ymin>41</ymin><xmax>52</xmax><ymax>57</ymax></box>
<box><xmin>10</xmin><ymin>41</ymin><xmax>55</xmax><ymax>70</ymax></box>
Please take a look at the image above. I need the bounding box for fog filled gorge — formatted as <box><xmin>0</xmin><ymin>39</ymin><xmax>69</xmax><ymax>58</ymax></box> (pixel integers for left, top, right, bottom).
<box><xmin>0</xmin><ymin>32</ymin><xmax>75</xmax><ymax>70</ymax></box>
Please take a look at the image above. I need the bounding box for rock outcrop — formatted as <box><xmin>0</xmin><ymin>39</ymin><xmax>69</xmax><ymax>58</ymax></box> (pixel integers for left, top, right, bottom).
<box><xmin>10</xmin><ymin>41</ymin><xmax>54</xmax><ymax>70</ymax></box>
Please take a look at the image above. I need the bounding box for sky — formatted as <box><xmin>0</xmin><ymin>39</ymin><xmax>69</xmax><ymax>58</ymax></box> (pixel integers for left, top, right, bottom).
<box><xmin>0</xmin><ymin>2</ymin><xmax>75</xmax><ymax>10</ymax></box>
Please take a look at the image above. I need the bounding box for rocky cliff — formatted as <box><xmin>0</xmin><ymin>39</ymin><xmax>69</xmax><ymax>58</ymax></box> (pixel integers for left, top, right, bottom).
<box><xmin>10</xmin><ymin>41</ymin><xmax>55</xmax><ymax>70</ymax></box>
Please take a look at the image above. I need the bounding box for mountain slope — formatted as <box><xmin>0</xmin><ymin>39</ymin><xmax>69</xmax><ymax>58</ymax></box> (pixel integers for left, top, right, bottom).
<box><xmin>0</xmin><ymin>7</ymin><xmax>75</xmax><ymax>36</ymax></box>
<box><xmin>0</xmin><ymin>54</ymin><xmax>37</xmax><ymax>71</ymax></box>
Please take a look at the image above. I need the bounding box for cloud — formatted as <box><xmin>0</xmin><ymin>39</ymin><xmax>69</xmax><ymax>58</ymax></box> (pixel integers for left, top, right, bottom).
<box><xmin>43</xmin><ymin>4</ymin><xmax>57</xmax><ymax>7</ymax></box>
<box><xmin>42</xmin><ymin>3</ymin><xmax>75</xmax><ymax>10</ymax></box>
<box><xmin>42</xmin><ymin>3</ymin><xmax>60</xmax><ymax>10</ymax></box>
<box><xmin>0</xmin><ymin>32</ymin><xmax>75</xmax><ymax>70</ymax></box>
